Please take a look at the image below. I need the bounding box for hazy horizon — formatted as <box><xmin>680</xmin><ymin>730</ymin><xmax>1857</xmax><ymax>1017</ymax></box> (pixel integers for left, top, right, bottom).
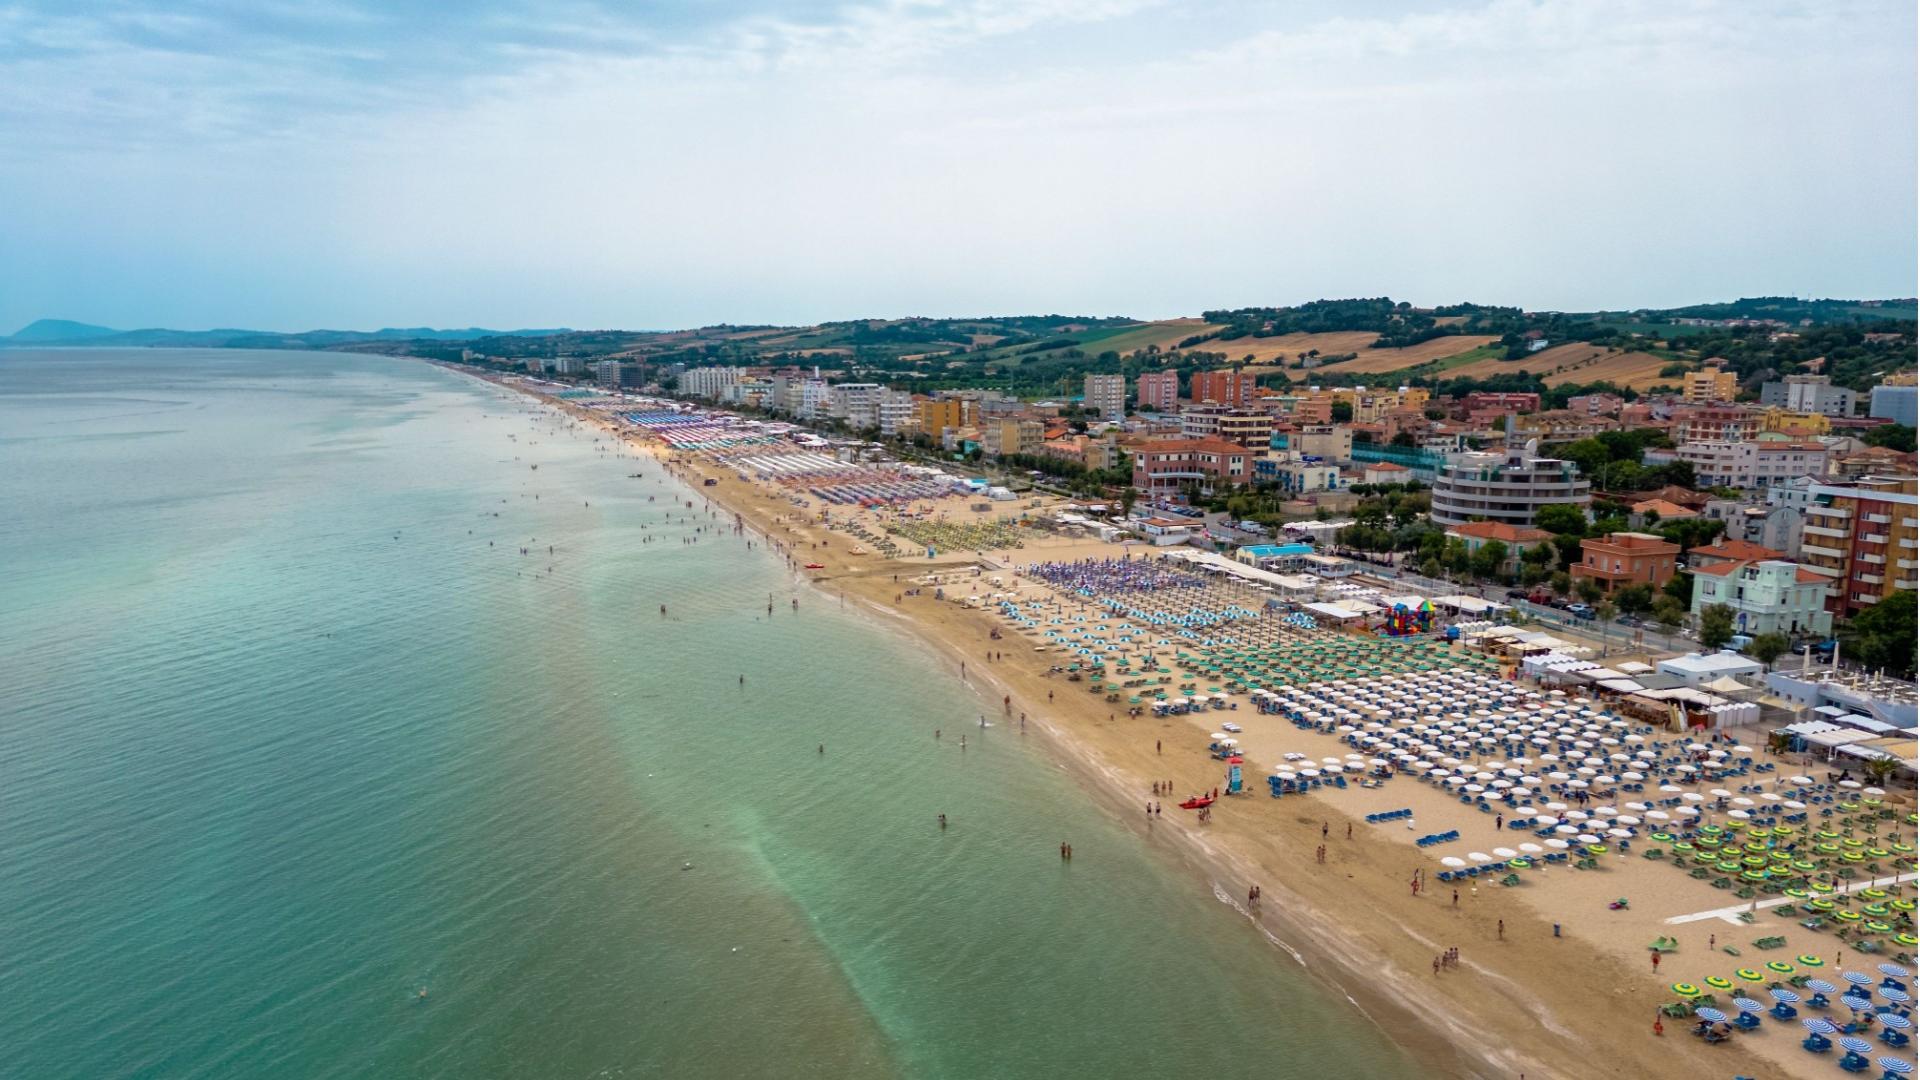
<box><xmin>3</xmin><ymin>0</ymin><xmax>1915</xmax><ymax>332</ymax></box>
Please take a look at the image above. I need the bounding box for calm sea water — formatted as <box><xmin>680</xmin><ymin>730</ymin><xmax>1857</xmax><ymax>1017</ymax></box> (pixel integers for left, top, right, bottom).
<box><xmin>0</xmin><ymin>349</ymin><xmax>1413</xmax><ymax>1079</ymax></box>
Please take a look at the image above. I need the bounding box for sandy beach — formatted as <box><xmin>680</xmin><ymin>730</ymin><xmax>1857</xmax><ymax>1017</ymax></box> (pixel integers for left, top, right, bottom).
<box><xmin>496</xmin><ymin>373</ymin><xmax>1915</xmax><ymax>1080</ymax></box>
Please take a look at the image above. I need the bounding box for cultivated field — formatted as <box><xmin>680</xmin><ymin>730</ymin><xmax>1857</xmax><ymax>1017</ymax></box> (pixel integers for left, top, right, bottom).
<box><xmin>1444</xmin><ymin>343</ymin><xmax>1684</xmax><ymax>390</ymax></box>
<box><xmin>1321</xmin><ymin>334</ymin><xmax>1499</xmax><ymax>374</ymax></box>
<box><xmin>1224</xmin><ymin>331</ymin><xmax>1384</xmax><ymax>367</ymax></box>
<box><xmin>1093</xmin><ymin>319</ymin><xmax>1223</xmax><ymax>354</ymax></box>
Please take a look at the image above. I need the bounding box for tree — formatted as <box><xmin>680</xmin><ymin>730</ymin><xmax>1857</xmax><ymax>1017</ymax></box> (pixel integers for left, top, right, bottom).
<box><xmin>1663</xmin><ymin>572</ymin><xmax>1693</xmax><ymax>605</ymax></box>
<box><xmin>1698</xmin><ymin>603</ymin><xmax>1737</xmax><ymax>651</ymax></box>
<box><xmin>1330</xmin><ymin>401</ymin><xmax>1354</xmax><ymax>423</ymax></box>
<box><xmin>1549</xmin><ymin>570</ymin><xmax>1571</xmax><ymax>596</ymax></box>
<box><xmin>1614</xmin><ymin>583</ymin><xmax>1655</xmax><ymax>617</ymax></box>
<box><xmin>1118</xmin><ymin>488</ymin><xmax>1139</xmax><ymax>518</ymax></box>
<box><xmin>1534</xmin><ymin>503</ymin><xmax>1589</xmax><ymax>536</ymax></box>
<box><xmin>1651</xmin><ymin>596</ymin><xmax>1687</xmax><ymax>635</ymax></box>
<box><xmin>1838</xmin><ymin>591</ymin><xmax>1917</xmax><ymax>679</ymax></box>
<box><xmin>1575</xmin><ymin>577</ymin><xmax>1604</xmax><ymax>605</ymax></box>
<box><xmin>1862</xmin><ymin>424</ymin><xmax>1916</xmax><ymax>453</ymax></box>
<box><xmin>1743</xmin><ymin>632</ymin><xmax>1790</xmax><ymax>670</ymax></box>
<box><xmin>1862</xmin><ymin>756</ymin><xmax>1901</xmax><ymax>788</ymax></box>
<box><xmin>1469</xmin><ymin>540</ymin><xmax>1510</xmax><ymax>581</ymax></box>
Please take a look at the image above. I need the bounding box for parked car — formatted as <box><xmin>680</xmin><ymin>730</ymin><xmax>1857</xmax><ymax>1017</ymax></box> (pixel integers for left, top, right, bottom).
<box><xmin>1566</xmin><ymin>603</ymin><xmax>1595</xmax><ymax>619</ymax></box>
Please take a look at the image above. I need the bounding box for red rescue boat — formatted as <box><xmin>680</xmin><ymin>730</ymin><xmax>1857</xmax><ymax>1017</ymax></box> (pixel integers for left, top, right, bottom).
<box><xmin>1178</xmin><ymin>795</ymin><xmax>1215</xmax><ymax>810</ymax></box>
<box><xmin>803</xmin><ymin>562</ymin><xmax>826</xmax><ymax>570</ymax></box>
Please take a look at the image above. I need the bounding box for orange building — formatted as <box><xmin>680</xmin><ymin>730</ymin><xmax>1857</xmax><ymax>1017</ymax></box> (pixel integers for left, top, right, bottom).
<box><xmin>1190</xmin><ymin>370</ymin><xmax>1257</xmax><ymax>408</ymax></box>
<box><xmin>1570</xmin><ymin>532</ymin><xmax>1682</xmax><ymax>593</ymax></box>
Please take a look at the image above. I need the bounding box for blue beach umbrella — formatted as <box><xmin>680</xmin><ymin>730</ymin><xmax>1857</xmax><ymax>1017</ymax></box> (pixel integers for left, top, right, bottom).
<box><xmin>1842</xmin><ymin>1036</ymin><xmax>1877</xmax><ymax>1054</ymax></box>
<box><xmin>1772</xmin><ymin>988</ymin><xmax>1802</xmax><ymax>1003</ymax></box>
<box><xmin>1848</xmin><ymin>993</ymin><xmax>1879</xmax><ymax>1012</ymax></box>
<box><xmin>1886</xmin><ymin>989</ymin><xmax>1915</xmax><ymax>1005</ymax></box>
<box><xmin>1810</xmin><ymin>979</ymin><xmax>1840</xmax><ymax>994</ymax></box>
<box><xmin>1883</xmin><ymin>964</ymin><xmax>1913</xmax><ymax>979</ymax></box>
<box><xmin>1879</xmin><ymin>1057</ymin><xmax>1914</xmax><ymax>1076</ymax></box>
<box><xmin>1884</xmin><ymin>1014</ymin><xmax>1915</xmax><ymax>1031</ymax></box>
<box><xmin>1803</xmin><ymin>1018</ymin><xmax>1838</xmax><ymax>1034</ymax></box>
<box><xmin>1849</xmin><ymin>972</ymin><xmax>1879</xmax><ymax>986</ymax></box>
<box><xmin>1732</xmin><ymin>997</ymin><xmax>1765</xmax><ymax>1014</ymax></box>
<box><xmin>1694</xmin><ymin>1007</ymin><xmax>1727</xmax><ymax>1022</ymax></box>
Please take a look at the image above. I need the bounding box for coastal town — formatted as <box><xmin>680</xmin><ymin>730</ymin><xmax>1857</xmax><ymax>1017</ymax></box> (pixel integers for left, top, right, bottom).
<box><xmin>472</xmin><ymin>343</ymin><xmax>1919</xmax><ymax>1080</ymax></box>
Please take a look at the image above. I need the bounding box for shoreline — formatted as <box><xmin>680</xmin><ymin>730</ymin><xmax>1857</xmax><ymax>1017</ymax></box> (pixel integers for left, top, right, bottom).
<box><xmin>461</xmin><ymin>367</ymin><xmax>1826</xmax><ymax>1080</ymax></box>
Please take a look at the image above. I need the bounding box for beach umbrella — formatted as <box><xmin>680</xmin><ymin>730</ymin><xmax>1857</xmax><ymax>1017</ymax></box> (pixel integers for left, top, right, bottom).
<box><xmin>1731</xmin><ymin>996</ymin><xmax>1764</xmax><ymax>1013</ymax></box>
<box><xmin>1771</xmin><ymin>988</ymin><xmax>1802</xmax><ymax>1003</ymax></box>
<box><xmin>1848</xmin><ymin>972</ymin><xmax>1879</xmax><ymax>987</ymax></box>
<box><xmin>1884</xmin><ymin>964</ymin><xmax>1913</xmax><ymax>979</ymax></box>
<box><xmin>1880</xmin><ymin>1058</ymin><xmax>1914</xmax><ymax>1076</ymax></box>
<box><xmin>1693</xmin><ymin>1007</ymin><xmax>1726</xmax><ymax>1022</ymax></box>
<box><xmin>1841</xmin><ymin>1036</ymin><xmax>1876</xmax><ymax>1054</ymax></box>
<box><xmin>1440</xmin><ymin>856</ymin><xmax>1467</xmax><ymax>868</ymax></box>
<box><xmin>1804</xmin><ymin>1018</ymin><xmax>1839</xmax><ymax>1034</ymax></box>
<box><xmin>1884</xmin><ymin>1015</ymin><xmax>1914</xmax><ymax>1032</ymax></box>
<box><xmin>1885</xmin><ymin>989</ymin><xmax>1914</xmax><ymax>1006</ymax></box>
<box><xmin>1808</xmin><ymin>980</ymin><xmax>1839</xmax><ymax>994</ymax></box>
<box><xmin>1467</xmin><ymin>851</ymin><xmax>1493</xmax><ymax>863</ymax></box>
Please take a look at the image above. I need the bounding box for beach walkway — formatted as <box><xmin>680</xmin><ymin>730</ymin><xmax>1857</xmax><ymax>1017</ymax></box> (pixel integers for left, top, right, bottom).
<box><xmin>1665</xmin><ymin>871</ymin><xmax>1919</xmax><ymax>926</ymax></box>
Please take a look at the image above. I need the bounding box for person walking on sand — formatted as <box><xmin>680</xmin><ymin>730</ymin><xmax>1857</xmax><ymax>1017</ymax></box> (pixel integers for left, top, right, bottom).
<box><xmin>1322</xmin><ymin>821</ymin><xmax>1329</xmax><ymax>840</ymax></box>
<box><xmin>1651</xmin><ymin>952</ymin><xmax>1660</xmax><ymax>972</ymax></box>
<box><xmin>1497</xmin><ymin>919</ymin><xmax>1504</xmax><ymax>940</ymax></box>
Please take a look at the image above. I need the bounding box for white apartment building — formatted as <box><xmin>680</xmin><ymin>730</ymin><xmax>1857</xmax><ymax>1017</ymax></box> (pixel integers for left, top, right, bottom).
<box><xmin>876</xmin><ymin>392</ymin><xmax>915</xmax><ymax>436</ymax></box>
<box><xmin>1647</xmin><ymin>440</ymin><xmax>1830</xmax><ymax>490</ymax></box>
<box><xmin>679</xmin><ymin>366</ymin><xmax>739</xmax><ymax>400</ymax></box>
<box><xmin>1429</xmin><ymin>440</ymin><xmax>1591</xmax><ymax>527</ymax></box>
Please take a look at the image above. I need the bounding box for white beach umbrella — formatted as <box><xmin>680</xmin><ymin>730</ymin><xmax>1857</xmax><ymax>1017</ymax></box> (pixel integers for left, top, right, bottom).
<box><xmin>1467</xmin><ymin>851</ymin><xmax>1493</xmax><ymax>863</ymax></box>
<box><xmin>1441</xmin><ymin>856</ymin><xmax>1467</xmax><ymax>868</ymax></box>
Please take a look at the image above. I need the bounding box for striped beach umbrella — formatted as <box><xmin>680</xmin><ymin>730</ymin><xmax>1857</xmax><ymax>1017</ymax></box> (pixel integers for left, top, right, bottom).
<box><xmin>1884</xmin><ymin>963</ymin><xmax>1913</xmax><ymax>979</ymax></box>
<box><xmin>1803</xmin><ymin>1017</ymin><xmax>1837</xmax><ymax>1034</ymax></box>
<box><xmin>1840</xmin><ymin>1036</ymin><xmax>1876</xmax><ymax>1054</ymax></box>
<box><xmin>1693</xmin><ymin>1007</ymin><xmax>1727</xmax><ymax>1022</ymax></box>
<box><xmin>1731</xmin><ymin>997</ymin><xmax>1765</xmax><ymax>1014</ymax></box>
<box><xmin>1771</xmin><ymin>988</ymin><xmax>1802</xmax><ymax>1003</ymax></box>
<box><xmin>1883</xmin><ymin>1014</ymin><xmax>1914</xmax><ymax>1031</ymax></box>
<box><xmin>1879</xmin><ymin>1057</ymin><xmax>1914</xmax><ymax>1076</ymax></box>
<box><xmin>1886</xmin><ymin>989</ymin><xmax>1915</xmax><ymax>1006</ymax></box>
<box><xmin>1848</xmin><ymin>972</ymin><xmax>1879</xmax><ymax>986</ymax></box>
<box><xmin>1808</xmin><ymin>979</ymin><xmax>1840</xmax><ymax>994</ymax></box>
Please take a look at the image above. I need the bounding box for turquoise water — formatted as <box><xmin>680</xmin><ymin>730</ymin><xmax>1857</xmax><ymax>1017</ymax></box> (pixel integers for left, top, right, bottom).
<box><xmin>0</xmin><ymin>349</ymin><xmax>1413</xmax><ymax>1078</ymax></box>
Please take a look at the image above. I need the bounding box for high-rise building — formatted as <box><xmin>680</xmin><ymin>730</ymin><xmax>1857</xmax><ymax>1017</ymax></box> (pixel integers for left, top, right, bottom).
<box><xmin>1797</xmin><ymin>475</ymin><xmax>1919</xmax><ymax>615</ymax></box>
<box><xmin>1135</xmin><ymin>370</ymin><xmax>1180</xmax><ymax>412</ymax></box>
<box><xmin>1869</xmin><ymin>376</ymin><xmax>1918</xmax><ymax>426</ymax></box>
<box><xmin>1760</xmin><ymin>374</ymin><xmax>1857</xmax><ymax>417</ymax></box>
<box><xmin>1682</xmin><ymin>369</ymin><xmax>1739</xmax><ymax>404</ymax></box>
<box><xmin>1189</xmin><ymin>370</ymin><xmax>1257</xmax><ymax>408</ymax></box>
<box><xmin>1429</xmin><ymin>440</ymin><xmax>1591</xmax><ymax>527</ymax></box>
<box><xmin>1083</xmin><ymin>374</ymin><xmax>1127</xmax><ymax>420</ymax></box>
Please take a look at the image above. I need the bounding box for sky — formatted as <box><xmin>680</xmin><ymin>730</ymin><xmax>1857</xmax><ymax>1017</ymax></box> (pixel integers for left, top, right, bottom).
<box><xmin>1</xmin><ymin>0</ymin><xmax>1915</xmax><ymax>333</ymax></box>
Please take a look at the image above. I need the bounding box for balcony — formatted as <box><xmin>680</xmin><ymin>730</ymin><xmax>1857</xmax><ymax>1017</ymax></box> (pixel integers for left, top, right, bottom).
<box><xmin>1803</xmin><ymin>525</ymin><xmax>1847</xmax><ymax>539</ymax></box>
<box><xmin>1860</xmin><ymin>553</ymin><xmax>1886</xmax><ymax>565</ymax></box>
<box><xmin>1865</xmin><ymin>513</ymin><xmax>1892</xmax><ymax>525</ymax></box>
<box><xmin>1864</xmin><ymin>534</ymin><xmax>1891</xmax><ymax>545</ymax></box>
<box><xmin>1808</xmin><ymin>504</ymin><xmax>1850</xmax><ymax>518</ymax></box>
<box><xmin>1899</xmin><ymin>559</ymin><xmax>1918</xmax><ymax>571</ymax></box>
<box><xmin>1800</xmin><ymin>544</ymin><xmax>1845</xmax><ymax>559</ymax></box>
<box><xmin>1857</xmin><ymin>573</ymin><xmax>1885</xmax><ymax>585</ymax></box>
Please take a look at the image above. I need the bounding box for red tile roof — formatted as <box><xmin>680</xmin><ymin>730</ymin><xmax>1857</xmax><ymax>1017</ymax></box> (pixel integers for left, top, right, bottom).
<box><xmin>1796</xmin><ymin>568</ymin><xmax>1828</xmax><ymax>584</ymax></box>
<box><xmin>1445</xmin><ymin>520</ymin><xmax>1554</xmax><ymax>544</ymax></box>
<box><xmin>1693</xmin><ymin>539</ymin><xmax>1786</xmax><ymax>563</ymax></box>
<box><xmin>1693</xmin><ymin>562</ymin><xmax>1741</xmax><ymax>577</ymax></box>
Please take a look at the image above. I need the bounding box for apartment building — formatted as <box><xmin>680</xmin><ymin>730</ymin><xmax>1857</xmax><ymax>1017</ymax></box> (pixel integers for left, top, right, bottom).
<box><xmin>1084</xmin><ymin>374</ymin><xmax>1128</xmax><ymax>420</ymax></box>
<box><xmin>1682</xmin><ymin>369</ymin><xmax>1738</xmax><ymax>404</ymax></box>
<box><xmin>1190</xmin><ymin>370</ymin><xmax>1257</xmax><ymax>408</ymax></box>
<box><xmin>1798</xmin><ymin>475</ymin><xmax>1920</xmax><ymax>615</ymax></box>
<box><xmin>1135</xmin><ymin>370</ymin><xmax>1181</xmax><ymax>412</ymax></box>
<box><xmin>1690</xmin><ymin>559</ymin><xmax>1833</xmax><ymax>637</ymax></box>
<box><xmin>1428</xmin><ymin>440</ymin><xmax>1591</xmax><ymax>527</ymax></box>
<box><xmin>1646</xmin><ymin>439</ymin><xmax>1830</xmax><ymax>490</ymax></box>
<box><xmin>1570</xmin><ymin>532</ymin><xmax>1682</xmax><ymax>593</ymax></box>
<box><xmin>1130</xmin><ymin>439</ymin><xmax>1251</xmax><ymax>496</ymax></box>
<box><xmin>1760</xmin><ymin>374</ymin><xmax>1858</xmax><ymax>417</ymax></box>
<box><xmin>1179</xmin><ymin>403</ymin><xmax>1272</xmax><ymax>448</ymax></box>
<box><xmin>1669</xmin><ymin>404</ymin><xmax>1762</xmax><ymax>444</ymax></box>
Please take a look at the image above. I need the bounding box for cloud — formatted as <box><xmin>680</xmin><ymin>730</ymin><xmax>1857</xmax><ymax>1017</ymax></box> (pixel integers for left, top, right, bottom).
<box><xmin>0</xmin><ymin>0</ymin><xmax>1911</xmax><ymax>329</ymax></box>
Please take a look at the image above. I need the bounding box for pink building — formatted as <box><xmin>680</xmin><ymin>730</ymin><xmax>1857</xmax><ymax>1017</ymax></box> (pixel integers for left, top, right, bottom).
<box><xmin>1136</xmin><ymin>370</ymin><xmax>1181</xmax><ymax>412</ymax></box>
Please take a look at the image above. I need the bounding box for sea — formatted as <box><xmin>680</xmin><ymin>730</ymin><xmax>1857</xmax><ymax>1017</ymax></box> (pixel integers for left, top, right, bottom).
<box><xmin>0</xmin><ymin>348</ymin><xmax>1414</xmax><ymax>1079</ymax></box>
